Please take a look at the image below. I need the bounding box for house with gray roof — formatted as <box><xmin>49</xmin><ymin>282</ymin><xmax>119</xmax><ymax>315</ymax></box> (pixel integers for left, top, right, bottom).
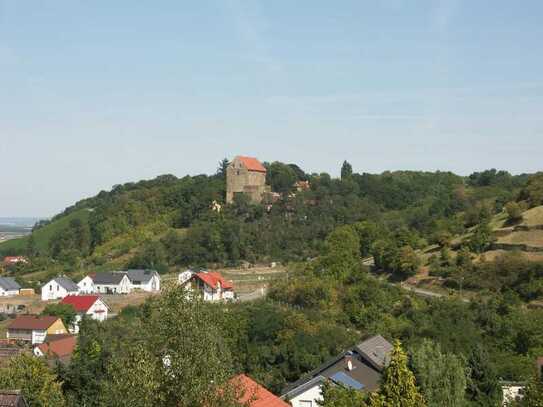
<box><xmin>0</xmin><ymin>277</ymin><xmax>21</xmax><ymax>297</ymax></box>
<box><xmin>126</xmin><ymin>270</ymin><xmax>160</xmax><ymax>292</ymax></box>
<box><xmin>41</xmin><ymin>277</ymin><xmax>79</xmax><ymax>301</ymax></box>
<box><xmin>90</xmin><ymin>272</ymin><xmax>131</xmax><ymax>294</ymax></box>
<box><xmin>282</xmin><ymin>335</ymin><xmax>393</xmax><ymax>407</ymax></box>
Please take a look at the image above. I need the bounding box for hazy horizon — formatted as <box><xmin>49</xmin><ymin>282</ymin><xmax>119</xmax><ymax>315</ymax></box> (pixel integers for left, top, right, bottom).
<box><xmin>1</xmin><ymin>1</ymin><xmax>542</xmax><ymax>217</ymax></box>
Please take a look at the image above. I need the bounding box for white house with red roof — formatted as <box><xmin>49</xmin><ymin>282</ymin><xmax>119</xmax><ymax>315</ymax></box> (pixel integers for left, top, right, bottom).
<box><xmin>60</xmin><ymin>295</ymin><xmax>109</xmax><ymax>333</ymax></box>
<box><xmin>2</xmin><ymin>256</ymin><xmax>29</xmax><ymax>267</ymax></box>
<box><xmin>182</xmin><ymin>271</ymin><xmax>234</xmax><ymax>302</ymax></box>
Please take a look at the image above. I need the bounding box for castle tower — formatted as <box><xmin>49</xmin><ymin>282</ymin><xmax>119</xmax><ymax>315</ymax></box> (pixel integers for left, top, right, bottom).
<box><xmin>226</xmin><ymin>156</ymin><xmax>270</xmax><ymax>204</ymax></box>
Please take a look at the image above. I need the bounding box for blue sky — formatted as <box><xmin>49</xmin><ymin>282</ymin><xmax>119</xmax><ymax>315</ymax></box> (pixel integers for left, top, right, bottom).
<box><xmin>1</xmin><ymin>0</ymin><xmax>542</xmax><ymax>217</ymax></box>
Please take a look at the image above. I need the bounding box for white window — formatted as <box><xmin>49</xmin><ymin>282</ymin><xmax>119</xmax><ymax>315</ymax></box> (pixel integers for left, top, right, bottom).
<box><xmin>299</xmin><ymin>402</ymin><xmax>313</xmax><ymax>407</ymax></box>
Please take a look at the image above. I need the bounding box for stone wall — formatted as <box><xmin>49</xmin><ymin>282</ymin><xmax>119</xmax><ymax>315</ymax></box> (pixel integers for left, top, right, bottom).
<box><xmin>226</xmin><ymin>157</ymin><xmax>269</xmax><ymax>204</ymax></box>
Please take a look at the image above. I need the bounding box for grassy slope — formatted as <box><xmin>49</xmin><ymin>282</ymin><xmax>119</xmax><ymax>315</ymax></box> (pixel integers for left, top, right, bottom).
<box><xmin>0</xmin><ymin>209</ymin><xmax>91</xmax><ymax>253</ymax></box>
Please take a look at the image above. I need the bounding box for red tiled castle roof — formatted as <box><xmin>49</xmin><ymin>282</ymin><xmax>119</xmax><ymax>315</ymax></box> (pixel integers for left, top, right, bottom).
<box><xmin>237</xmin><ymin>156</ymin><xmax>267</xmax><ymax>173</ymax></box>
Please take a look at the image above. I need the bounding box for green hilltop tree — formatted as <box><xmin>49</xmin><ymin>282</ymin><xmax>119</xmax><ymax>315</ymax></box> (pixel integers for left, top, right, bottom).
<box><xmin>0</xmin><ymin>353</ymin><xmax>66</xmax><ymax>406</ymax></box>
<box><xmin>519</xmin><ymin>172</ymin><xmax>543</xmax><ymax>208</ymax></box>
<box><xmin>341</xmin><ymin>161</ymin><xmax>353</xmax><ymax>180</ymax></box>
<box><xmin>100</xmin><ymin>286</ymin><xmax>244</xmax><ymax>407</ymax></box>
<box><xmin>319</xmin><ymin>225</ymin><xmax>361</xmax><ymax>280</ymax></box>
<box><xmin>505</xmin><ymin>201</ymin><xmax>523</xmax><ymax>223</ymax></box>
<box><xmin>370</xmin><ymin>340</ymin><xmax>426</xmax><ymax>407</ymax></box>
<box><xmin>466</xmin><ymin>345</ymin><xmax>502</xmax><ymax>406</ymax></box>
<box><xmin>518</xmin><ymin>372</ymin><xmax>543</xmax><ymax>406</ymax></box>
<box><xmin>217</xmin><ymin>158</ymin><xmax>230</xmax><ymax>180</ymax></box>
<box><xmin>319</xmin><ymin>380</ymin><xmax>369</xmax><ymax>407</ymax></box>
<box><xmin>409</xmin><ymin>339</ymin><xmax>468</xmax><ymax>407</ymax></box>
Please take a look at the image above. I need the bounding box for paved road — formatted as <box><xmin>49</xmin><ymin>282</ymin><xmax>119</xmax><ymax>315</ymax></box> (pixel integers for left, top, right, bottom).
<box><xmin>399</xmin><ymin>283</ymin><xmax>444</xmax><ymax>298</ymax></box>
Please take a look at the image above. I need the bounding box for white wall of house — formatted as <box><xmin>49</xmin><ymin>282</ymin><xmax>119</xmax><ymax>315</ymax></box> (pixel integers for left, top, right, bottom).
<box><xmin>178</xmin><ymin>271</ymin><xmax>193</xmax><ymax>285</ymax></box>
<box><xmin>77</xmin><ymin>276</ymin><xmax>95</xmax><ymax>294</ymax></box>
<box><xmin>131</xmin><ymin>275</ymin><xmax>160</xmax><ymax>292</ymax></box>
<box><xmin>184</xmin><ymin>278</ymin><xmax>234</xmax><ymax>302</ymax></box>
<box><xmin>88</xmin><ymin>298</ymin><xmax>109</xmax><ymax>321</ymax></box>
<box><xmin>94</xmin><ymin>275</ymin><xmax>131</xmax><ymax>294</ymax></box>
<box><xmin>502</xmin><ymin>385</ymin><xmax>525</xmax><ymax>406</ymax></box>
<box><xmin>41</xmin><ymin>280</ymin><xmax>77</xmax><ymax>301</ymax></box>
<box><xmin>70</xmin><ymin>298</ymin><xmax>109</xmax><ymax>334</ymax></box>
<box><xmin>288</xmin><ymin>384</ymin><xmax>323</xmax><ymax>407</ymax></box>
<box><xmin>203</xmin><ymin>284</ymin><xmax>221</xmax><ymax>301</ymax></box>
<box><xmin>32</xmin><ymin>329</ymin><xmax>48</xmax><ymax>345</ymax></box>
<box><xmin>0</xmin><ymin>287</ymin><xmax>19</xmax><ymax>297</ymax></box>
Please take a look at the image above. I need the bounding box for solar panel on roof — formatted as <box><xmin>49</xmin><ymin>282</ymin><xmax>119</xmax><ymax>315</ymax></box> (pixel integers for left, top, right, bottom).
<box><xmin>330</xmin><ymin>372</ymin><xmax>365</xmax><ymax>390</ymax></box>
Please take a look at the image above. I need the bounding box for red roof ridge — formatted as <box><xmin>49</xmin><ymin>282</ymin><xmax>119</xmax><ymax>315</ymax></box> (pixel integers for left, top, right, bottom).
<box><xmin>8</xmin><ymin>315</ymin><xmax>61</xmax><ymax>330</ymax></box>
<box><xmin>236</xmin><ymin>156</ymin><xmax>267</xmax><ymax>173</ymax></box>
<box><xmin>231</xmin><ymin>374</ymin><xmax>290</xmax><ymax>407</ymax></box>
<box><xmin>195</xmin><ymin>272</ymin><xmax>234</xmax><ymax>290</ymax></box>
<box><xmin>38</xmin><ymin>335</ymin><xmax>77</xmax><ymax>358</ymax></box>
<box><xmin>61</xmin><ymin>295</ymin><xmax>102</xmax><ymax>313</ymax></box>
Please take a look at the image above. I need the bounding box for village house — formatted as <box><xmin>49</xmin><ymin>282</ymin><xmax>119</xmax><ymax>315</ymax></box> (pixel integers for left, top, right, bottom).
<box><xmin>282</xmin><ymin>335</ymin><xmax>393</xmax><ymax>407</ymax></box>
<box><xmin>77</xmin><ymin>275</ymin><xmax>95</xmax><ymax>294</ymax></box>
<box><xmin>6</xmin><ymin>315</ymin><xmax>68</xmax><ymax>345</ymax></box>
<box><xmin>231</xmin><ymin>374</ymin><xmax>290</xmax><ymax>407</ymax></box>
<box><xmin>0</xmin><ymin>390</ymin><xmax>29</xmax><ymax>407</ymax></box>
<box><xmin>89</xmin><ymin>272</ymin><xmax>131</xmax><ymax>294</ymax></box>
<box><xmin>0</xmin><ymin>277</ymin><xmax>20</xmax><ymax>297</ymax></box>
<box><xmin>41</xmin><ymin>277</ymin><xmax>79</xmax><ymax>301</ymax></box>
<box><xmin>60</xmin><ymin>295</ymin><xmax>109</xmax><ymax>333</ymax></box>
<box><xmin>182</xmin><ymin>271</ymin><xmax>234</xmax><ymax>302</ymax></box>
<box><xmin>226</xmin><ymin>156</ymin><xmax>270</xmax><ymax>204</ymax></box>
<box><xmin>178</xmin><ymin>269</ymin><xmax>194</xmax><ymax>285</ymax></box>
<box><xmin>126</xmin><ymin>269</ymin><xmax>161</xmax><ymax>292</ymax></box>
<box><xmin>2</xmin><ymin>256</ymin><xmax>29</xmax><ymax>267</ymax></box>
<box><xmin>33</xmin><ymin>334</ymin><xmax>77</xmax><ymax>365</ymax></box>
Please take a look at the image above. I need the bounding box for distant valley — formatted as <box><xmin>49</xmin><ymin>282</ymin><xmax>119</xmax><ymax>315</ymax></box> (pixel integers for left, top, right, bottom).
<box><xmin>0</xmin><ymin>217</ymin><xmax>42</xmax><ymax>243</ymax></box>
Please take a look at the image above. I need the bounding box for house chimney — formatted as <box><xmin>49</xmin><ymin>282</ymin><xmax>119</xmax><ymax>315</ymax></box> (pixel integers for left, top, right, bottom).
<box><xmin>345</xmin><ymin>356</ymin><xmax>353</xmax><ymax>371</ymax></box>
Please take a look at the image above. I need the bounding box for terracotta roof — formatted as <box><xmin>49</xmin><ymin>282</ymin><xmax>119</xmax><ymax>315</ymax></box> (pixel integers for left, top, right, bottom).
<box><xmin>237</xmin><ymin>156</ymin><xmax>267</xmax><ymax>173</ymax></box>
<box><xmin>7</xmin><ymin>315</ymin><xmax>60</xmax><ymax>331</ymax></box>
<box><xmin>2</xmin><ymin>256</ymin><xmax>27</xmax><ymax>264</ymax></box>
<box><xmin>232</xmin><ymin>374</ymin><xmax>290</xmax><ymax>407</ymax></box>
<box><xmin>37</xmin><ymin>335</ymin><xmax>77</xmax><ymax>359</ymax></box>
<box><xmin>61</xmin><ymin>295</ymin><xmax>101</xmax><ymax>313</ymax></box>
<box><xmin>194</xmin><ymin>272</ymin><xmax>233</xmax><ymax>290</ymax></box>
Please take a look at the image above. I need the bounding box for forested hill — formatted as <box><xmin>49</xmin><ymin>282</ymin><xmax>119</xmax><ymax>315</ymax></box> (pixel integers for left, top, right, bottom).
<box><xmin>0</xmin><ymin>161</ymin><xmax>536</xmax><ymax>278</ymax></box>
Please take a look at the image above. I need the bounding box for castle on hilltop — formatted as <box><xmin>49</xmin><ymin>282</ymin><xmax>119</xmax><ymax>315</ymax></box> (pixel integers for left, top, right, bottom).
<box><xmin>226</xmin><ymin>156</ymin><xmax>270</xmax><ymax>204</ymax></box>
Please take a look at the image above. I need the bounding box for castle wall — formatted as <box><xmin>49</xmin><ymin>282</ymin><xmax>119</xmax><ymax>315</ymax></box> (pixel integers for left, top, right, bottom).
<box><xmin>226</xmin><ymin>157</ymin><xmax>268</xmax><ymax>204</ymax></box>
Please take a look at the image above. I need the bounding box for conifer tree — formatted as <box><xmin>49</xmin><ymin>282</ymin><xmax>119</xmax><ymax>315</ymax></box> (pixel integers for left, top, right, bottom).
<box><xmin>371</xmin><ymin>340</ymin><xmax>426</xmax><ymax>407</ymax></box>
